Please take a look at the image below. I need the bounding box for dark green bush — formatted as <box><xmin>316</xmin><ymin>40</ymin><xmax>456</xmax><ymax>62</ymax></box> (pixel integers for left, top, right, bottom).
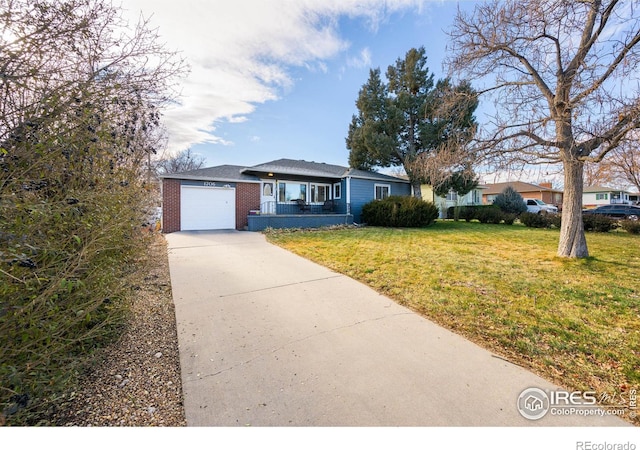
<box><xmin>362</xmin><ymin>196</ymin><xmax>439</xmax><ymax>227</ymax></box>
<box><xmin>475</xmin><ymin>207</ymin><xmax>505</xmax><ymax>224</ymax></box>
<box><xmin>620</xmin><ymin>220</ymin><xmax>640</xmax><ymax>234</ymax></box>
<box><xmin>583</xmin><ymin>214</ymin><xmax>617</xmax><ymax>232</ymax></box>
<box><xmin>502</xmin><ymin>213</ymin><xmax>517</xmax><ymax>225</ymax></box>
<box><xmin>520</xmin><ymin>212</ymin><xmax>552</xmax><ymax>228</ymax></box>
<box><xmin>458</xmin><ymin>206</ymin><xmax>477</xmax><ymax>222</ymax></box>
<box><xmin>447</xmin><ymin>205</ymin><xmax>502</xmax><ymax>222</ymax></box>
<box><xmin>493</xmin><ymin>186</ymin><xmax>528</xmax><ymax>215</ymax></box>
<box><xmin>549</xmin><ymin>214</ymin><xmax>562</xmax><ymax>229</ymax></box>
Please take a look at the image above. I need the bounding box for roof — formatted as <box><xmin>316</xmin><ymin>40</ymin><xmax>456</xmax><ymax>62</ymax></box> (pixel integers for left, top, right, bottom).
<box><xmin>243</xmin><ymin>158</ymin><xmax>348</xmax><ymax>178</ymax></box>
<box><xmin>160</xmin><ymin>158</ymin><xmax>410</xmax><ymax>184</ymax></box>
<box><xmin>482</xmin><ymin>181</ymin><xmax>562</xmax><ymax>195</ymax></box>
<box><xmin>583</xmin><ymin>186</ymin><xmax>630</xmax><ymax>194</ymax></box>
<box><xmin>159</xmin><ymin>165</ymin><xmax>260</xmax><ymax>183</ymax></box>
<box><xmin>346</xmin><ymin>168</ymin><xmax>412</xmax><ymax>183</ymax></box>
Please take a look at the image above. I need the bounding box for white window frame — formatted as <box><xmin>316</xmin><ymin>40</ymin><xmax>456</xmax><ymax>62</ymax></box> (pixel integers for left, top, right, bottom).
<box><xmin>374</xmin><ymin>183</ymin><xmax>391</xmax><ymax>200</ymax></box>
<box><xmin>310</xmin><ymin>182</ymin><xmax>331</xmax><ymax>203</ymax></box>
<box><xmin>473</xmin><ymin>190</ymin><xmax>481</xmax><ymax>204</ymax></box>
<box><xmin>277</xmin><ymin>181</ymin><xmax>307</xmax><ymax>203</ymax></box>
<box><xmin>446</xmin><ymin>190</ymin><xmax>458</xmax><ymax>202</ymax></box>
<box><xmin>333</xmin><ymin>182</ymin><xmax>342</xmax><ymax>200</ymax></box>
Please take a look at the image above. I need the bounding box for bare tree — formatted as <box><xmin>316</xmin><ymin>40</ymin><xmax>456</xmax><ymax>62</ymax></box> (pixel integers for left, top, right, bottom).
<box><xmin>155</xmin><ymin>148</ymin><xmax>206</xmax><ymax>174</ymax></box>
<box><xmin>603</xmin><ymin>139</ymin><xmax>640</xmax><ymax>192</ymax></box>
<box><xmin>447</xmin><ymin>0</ymin><xmax>640</xmax><ymax>258</ymax></box>
<box><xmin>584</xmin><ymin>160</ymin><xmax>621</xmax><ymax>188</ymax></box>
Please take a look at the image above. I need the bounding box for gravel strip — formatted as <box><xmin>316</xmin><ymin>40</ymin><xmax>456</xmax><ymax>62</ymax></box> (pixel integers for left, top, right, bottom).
<box><xmin>54</xmin><ymin>234</ymin><xmax>186</xmax><ymax>426</ymax></box>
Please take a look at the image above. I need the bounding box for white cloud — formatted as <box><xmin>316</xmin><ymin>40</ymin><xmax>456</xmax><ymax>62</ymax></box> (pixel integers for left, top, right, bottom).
<box><xmin>347</xmin><ymin>47</ymin><xmax>373</xmax><ymax>69</ymax></box>
<box><xmin>122</xmin><ymin>0</ymin><xmax>428</xmax><ymax>154</ymax></box>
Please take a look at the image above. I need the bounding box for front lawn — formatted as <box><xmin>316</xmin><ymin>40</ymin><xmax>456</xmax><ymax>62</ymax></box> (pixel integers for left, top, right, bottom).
<box><xmin>266</xmin><ymin>221</ymin><xmax>640</xmax><ymax>423</ymax></box>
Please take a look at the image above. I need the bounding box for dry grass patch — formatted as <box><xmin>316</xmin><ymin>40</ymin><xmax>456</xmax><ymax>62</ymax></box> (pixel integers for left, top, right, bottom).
<box><xmin>266</xmin><ymin>221</ymin><xmax>640</xmax><ymax>424</ymax></box>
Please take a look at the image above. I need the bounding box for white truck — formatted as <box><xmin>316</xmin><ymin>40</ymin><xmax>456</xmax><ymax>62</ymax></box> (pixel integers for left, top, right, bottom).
<box><xmin>524</xmin><ymin>198</ymin><xmax>558</xmax><ymax>214</ymax></box>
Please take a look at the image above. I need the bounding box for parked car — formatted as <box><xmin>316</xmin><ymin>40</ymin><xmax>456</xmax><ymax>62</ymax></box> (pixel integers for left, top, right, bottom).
<box><xmin>524</xmin><ymin>198</ymin><xmax>558</xmax><ymax>214</ymax></box>
<box><xmin>582</xmin><ymin>204</ymin><xmax>640</xmax><ymax>221</ymax></box>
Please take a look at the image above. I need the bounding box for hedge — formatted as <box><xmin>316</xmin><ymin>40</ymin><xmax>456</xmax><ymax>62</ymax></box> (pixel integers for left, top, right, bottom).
<box><xmin>362</xmin><ymin>196</ymin><xmax>439</xmax><ymax>227</ymax></box>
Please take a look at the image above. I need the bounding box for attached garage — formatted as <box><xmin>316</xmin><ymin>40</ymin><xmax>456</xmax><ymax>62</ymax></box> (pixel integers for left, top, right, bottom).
<box><xmin>161</xmin><ymin>166</ymin><xmax>262</xmax><ymax>233</ymax></box>
<box><xmin>180</xmin><ymin>185</ymin><xmax>236</xmax><ymax>231</ymax></box>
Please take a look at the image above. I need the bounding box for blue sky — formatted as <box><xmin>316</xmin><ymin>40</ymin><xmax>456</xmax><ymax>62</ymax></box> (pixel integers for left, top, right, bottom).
<box><xmin>123</xmin><ymin>0</ymin><xmax>477</xmax><ymax>170</ymax></box>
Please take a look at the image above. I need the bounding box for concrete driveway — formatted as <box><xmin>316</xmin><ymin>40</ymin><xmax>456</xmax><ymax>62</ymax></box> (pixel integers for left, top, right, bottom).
<box><xmin>165</xmin><ymin>230</ymin><xmax>628</xmax><ymax>426</ymax></box>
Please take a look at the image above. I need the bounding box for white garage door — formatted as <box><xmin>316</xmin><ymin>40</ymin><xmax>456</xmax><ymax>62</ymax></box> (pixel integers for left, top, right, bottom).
<box><xmin>180</xmin><ymin>185</ymin><xmax>236</xmax><ymax>230</ymax></box>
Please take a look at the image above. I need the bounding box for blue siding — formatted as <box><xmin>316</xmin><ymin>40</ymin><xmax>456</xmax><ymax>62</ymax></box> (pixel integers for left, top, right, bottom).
<box><xmin>333</xmin><ymin>179</ymin><xmax>348</xmax><ymax>214</ymax></box>
<box><xmin>348</xmin><ymin>178</ymin><xmax>412</xmax><ymax>222</ymax></box>
<box><xmin>247</xmin><ymin>214</ymin><xmax>354</xmax><ymax>231</ymax></box>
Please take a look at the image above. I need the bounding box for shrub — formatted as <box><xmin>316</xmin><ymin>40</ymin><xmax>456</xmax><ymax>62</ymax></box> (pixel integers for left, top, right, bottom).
<box><xmin>620</xmin><ymin>220</ymin><xmax>640</xmax><ymax>235</ymax></box>
<box><xmin>502</xmin><ymin>213</ymin><xmax>517</xmax><ymax>225</ymax></box>
<box><xmin>493</xmin><ymin>186</ymin><xmax>528</xmax><ymax>215</ymax></box>
<box><xmin>448</xmin><ymin>205</ymin><xmax>502</xmax><ymax>222</ymax></box>
<box><xmin>458</xmin><ymin>206</ymin><xmax>477</xmax><ymax>222</ymax></box>
<box><xmin>362</xmin><ymin>196</ymin><xmax>439</xmax><ymax>228</ymax></box>
<box><xmin>583</xmin><ymin>214</ymin><xmax>617</xmax><ymax>232</ymax></box>
<box><xmin>549</xmin><ymin>214</ymin><xmax>562</xmax><ymax>229</ymax></box>
<box><xmin>520</xmin><ymin>212</ymin><xmax>551</xmax><ymax>228</ymax></box>
<box><xmin>475</xmin><ymin>207</ymin><xmax>505</xmax><ymax>224</ymax></box>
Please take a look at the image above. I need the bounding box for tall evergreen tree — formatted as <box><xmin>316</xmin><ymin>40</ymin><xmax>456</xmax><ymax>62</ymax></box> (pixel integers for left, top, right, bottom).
<box><xmin>347</xmin><ymin>47</ymin><xmax>478</xmax><ymax>198</ymax></box>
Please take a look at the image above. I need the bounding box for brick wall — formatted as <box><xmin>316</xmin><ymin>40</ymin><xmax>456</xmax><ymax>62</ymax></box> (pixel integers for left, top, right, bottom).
<box><xmin>162</xmin><ymin>180</ymin><xmax>260</xmax><ymax>232</ymax></box>
<box><xmin>236</xmin><ymin>183</ymin><xmax>261</xmax><ymax>230</ymax></box>
<box><xmin>162</xmin><ymin>178</ymin><xmax>181</xmax><ymax>233</ymax></box>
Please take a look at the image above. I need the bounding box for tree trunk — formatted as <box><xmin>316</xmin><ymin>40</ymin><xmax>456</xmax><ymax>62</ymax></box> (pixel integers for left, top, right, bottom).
<box><xmin>558</xmin><ymin>159</ymin><xmax>589</xmax><ymax>258</ymax></box>
<box><xmin>412</xmin><ymin>181</ymin><xmax>422</xmax><ymax>199</ymax></box>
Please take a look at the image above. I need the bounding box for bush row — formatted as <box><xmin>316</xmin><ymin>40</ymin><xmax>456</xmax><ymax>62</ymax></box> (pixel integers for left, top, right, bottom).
<box><xmin>362</xmin><ymin>196</ymin><xmax>439</xmax><ymax>228</ymax></box>
<box><xmin>520</xmin><ymin>213</ymin><xmax>640</xmax><ymax>233</ymax></box>
<box><xmin>519</xmin><ymin>212</ymin><xmax>563</xmax><ymax>229</ymax></box>
<box><xmin>447</xmin><ymin>205</ymin><xmax>517</xmax><ymax>224</ymax></box>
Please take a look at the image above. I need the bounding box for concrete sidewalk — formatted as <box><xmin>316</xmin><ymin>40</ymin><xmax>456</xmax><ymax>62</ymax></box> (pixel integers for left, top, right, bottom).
<box><xmin>165</xmin><ymin>230</ymin><xmax>628</xmax><ymax>426</ymax></box>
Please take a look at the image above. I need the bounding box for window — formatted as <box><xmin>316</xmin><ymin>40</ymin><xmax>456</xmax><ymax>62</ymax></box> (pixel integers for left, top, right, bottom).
<box><xmin>278</xmin><ymin>182</ymin><xmax>307</xmax><ymax>202</ymax></box>
<box><xmin>310</xmin><ymin>183</ymin><xmax>331</xmax><ymax>203</ymax></box>
<box><xmin>596</xmin><ymin>193</ymin><xmax>608</xmax><ymax>200</ymax></box>
<box><xmin>473</xmin><ymin>190</ymin><xmax>481</xmax><ymax>204</ymax></box>
<box><xmin>375</xmin><ymin>184</ymin><xmax>390</xmax><ymax>200</ymax></box>
<box><xmin>333</xmin><ymin>183</ymin><xmax>341</xmax><ymax>200</ymax></box>
<box><xmin>446</xmin><ymin>190</ymin><xmax>458</xmax><ymax>202</ymax></box>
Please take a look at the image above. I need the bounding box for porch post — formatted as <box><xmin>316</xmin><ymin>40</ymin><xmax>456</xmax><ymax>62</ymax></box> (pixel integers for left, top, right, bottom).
<box><xmin>346</xmin><ymin>176</ymin><xmax>351</xmax><ymax>215</ymax></box>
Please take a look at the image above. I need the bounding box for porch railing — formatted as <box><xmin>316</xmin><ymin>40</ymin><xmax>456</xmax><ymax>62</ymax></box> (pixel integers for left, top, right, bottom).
<box><xmin>259</xmin><ymin>200</ymin><xmax>338</xmax><ymax>215</ymax></box>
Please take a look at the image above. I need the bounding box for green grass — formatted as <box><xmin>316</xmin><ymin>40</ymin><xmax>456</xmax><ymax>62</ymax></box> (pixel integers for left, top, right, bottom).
<box><xmin>266</xmin><ymin>221</ymin><xmax>640</xmax><ymax>422</ymax></box>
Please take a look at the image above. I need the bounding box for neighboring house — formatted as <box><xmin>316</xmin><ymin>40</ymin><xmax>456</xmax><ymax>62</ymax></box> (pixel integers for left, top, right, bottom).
<box><xmin>482</xmin><ymin>181</ymin><xmax>563</xmax><ymax>208</ymax></box>
<box><xmin>421</xmin><ymin>184</ymin><xmax>486</xmax><ymax>218</ymax></box>
<box><xmin>583</xmin><ymin>186</ymin><xmax>633</xmax><ymax>208</ymax></box>
<box><xmin>160</xmin><ymin>158</ymin><xmax>411</xmax><ymax>232</ymax></box>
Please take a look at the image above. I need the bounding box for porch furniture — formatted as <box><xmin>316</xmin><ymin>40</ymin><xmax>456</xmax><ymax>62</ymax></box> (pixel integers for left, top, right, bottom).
<box><xmin>295</xmin><ymin>198</ymin><xmax>311</xmax><ymax>213</ymax></box>
<box><xmin>322</xmin><ymin>200</ymin><xmax>334</xmax><ymax>212</ymax></box>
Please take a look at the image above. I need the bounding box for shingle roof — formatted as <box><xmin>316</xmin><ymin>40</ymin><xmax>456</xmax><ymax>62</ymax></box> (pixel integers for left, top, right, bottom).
<box><xmin>243</xmin><ymin>159</ymin><xmax>348</xmax><ymax>178</ymax></box>
<box><xmin>583</xmin><ymin>186</ymin><xmax>630</xmax><ymax>193</ymax></box>
<box><xmin>159</xmin><ymin>165</ymin><xmax>260</xmax><ymax>183</ymax></box>
<box><xmin>346</xmin><ymin>168</ymin><xmax>411</xmax><ymax>183</ymax></box>
<box><xmin>160</xmin><ymin>159</ymin><xmax>410</xmax><ymax>184</ymax></box>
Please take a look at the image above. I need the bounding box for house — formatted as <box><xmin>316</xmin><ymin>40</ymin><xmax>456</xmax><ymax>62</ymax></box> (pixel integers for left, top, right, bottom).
<box><xmin>160</xmin><ymin>158</ymin><xmax>412</xmax><ymax>232</ymax></box>
<box><xmin>421</xmin><ymin>184</ymin><xmax>486</xmax><ymax>218</ymax></box>
<box><xmin>482</xmin><ymin>181</ymin><xmax>563</xmax><ymax>208</ymax></box>
<box><xmin>583</xmin><ymin>186</ymin><xmax>633</xmax><ymax>208</ymax></box>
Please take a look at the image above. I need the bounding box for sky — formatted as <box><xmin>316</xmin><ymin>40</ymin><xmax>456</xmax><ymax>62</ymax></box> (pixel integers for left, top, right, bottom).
<box><xmin>121</xmin><ymin>0</ymin><xmax>479</xmax><ymax>170</ymax></box>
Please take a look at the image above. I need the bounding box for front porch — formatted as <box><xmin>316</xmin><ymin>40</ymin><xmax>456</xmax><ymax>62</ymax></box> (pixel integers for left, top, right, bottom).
<box><xmin>247</xmin><ymin>212</ymin><xmax>354</xmax><ymax>231</ymax></box>
<box><xmin>247</xmin><ymin>200</ymin><xmax>353</xmax><ymax>231</ymax></box>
